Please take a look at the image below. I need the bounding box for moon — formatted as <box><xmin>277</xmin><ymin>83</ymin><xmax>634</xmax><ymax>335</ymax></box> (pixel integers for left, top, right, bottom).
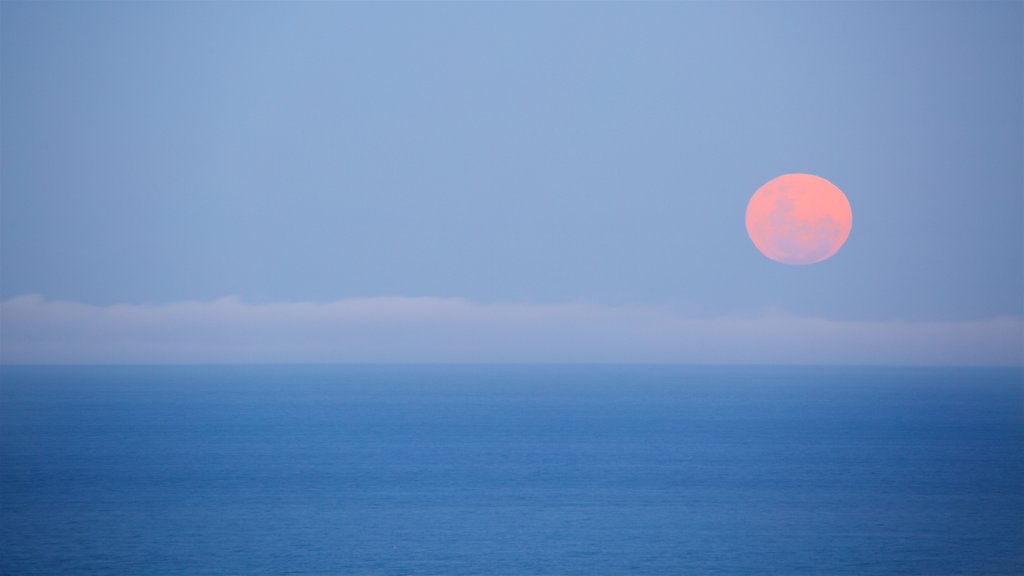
<box><xmin>745</xmin><ymin>173</ymin><xmax>852</xmax><ymax>265</ymax></box>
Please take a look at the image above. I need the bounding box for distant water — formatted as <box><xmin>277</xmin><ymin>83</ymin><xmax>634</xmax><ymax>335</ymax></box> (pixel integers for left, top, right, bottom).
<box><xmin>1</xmin><ymin>365</ymin><xmax>1022</xmax><ymax>575</ymax></box>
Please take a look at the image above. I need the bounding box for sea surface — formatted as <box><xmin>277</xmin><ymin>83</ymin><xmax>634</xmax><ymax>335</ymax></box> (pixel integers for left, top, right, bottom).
<box><xmin>1</xmin><ymin>365</ymin><xmax>1022</xmax><ymax>575</ymax></box>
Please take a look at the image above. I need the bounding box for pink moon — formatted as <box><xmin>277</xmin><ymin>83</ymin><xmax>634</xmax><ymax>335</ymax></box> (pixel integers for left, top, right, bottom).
<box><xmin>745</xmin><ymin>173</ymin><xmax>852</xmax><ymax>265</ymax></box>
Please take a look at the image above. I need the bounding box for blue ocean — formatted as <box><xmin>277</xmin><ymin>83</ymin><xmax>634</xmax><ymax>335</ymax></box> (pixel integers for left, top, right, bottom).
<box><xmin>1</xmin><ymin>365</ymin><xmax>1021</xmax><ymax>575</ymax></box>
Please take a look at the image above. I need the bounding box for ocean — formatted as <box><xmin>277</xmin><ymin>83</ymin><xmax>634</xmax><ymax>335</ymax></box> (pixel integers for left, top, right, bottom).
<box><xmin>1</xmin><ymin>365</ymin><xmax>1021</xmax><ymax>575</ymax></box>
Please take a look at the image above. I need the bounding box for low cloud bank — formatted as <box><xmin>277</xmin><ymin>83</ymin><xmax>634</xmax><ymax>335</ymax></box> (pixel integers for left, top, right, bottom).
<box><xmin>1</xmin><ymin>295</ymin><xmax>1021</xmax><ymax>365</ymax></box>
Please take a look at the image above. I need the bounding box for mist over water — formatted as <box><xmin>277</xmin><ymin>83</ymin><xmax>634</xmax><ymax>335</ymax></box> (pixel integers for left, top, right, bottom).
<box><xmin>2</xmin><ymin>365</ymin><xmax>1022</xmax><ymax>575</ymax></box>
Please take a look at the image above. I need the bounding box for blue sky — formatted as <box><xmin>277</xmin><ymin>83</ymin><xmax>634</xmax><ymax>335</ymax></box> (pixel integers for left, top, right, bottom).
<box><xmin>1</xmin><ymin>2</ymin><xmax>1021</xmax><ymax>364</ymax></box>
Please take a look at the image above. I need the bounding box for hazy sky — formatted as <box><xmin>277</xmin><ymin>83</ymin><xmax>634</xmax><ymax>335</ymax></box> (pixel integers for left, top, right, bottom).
<box><xmin>2</xmin><ymin>2</ymin><xmax>1021</xmax><ymax>364</ymax></box>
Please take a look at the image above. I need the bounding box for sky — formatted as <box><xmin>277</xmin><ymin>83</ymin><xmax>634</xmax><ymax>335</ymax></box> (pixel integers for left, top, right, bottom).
<box><xmin>1</xmin><ymin>1</ymin><xmax>1022</xmax><ymax>364</ymax></box>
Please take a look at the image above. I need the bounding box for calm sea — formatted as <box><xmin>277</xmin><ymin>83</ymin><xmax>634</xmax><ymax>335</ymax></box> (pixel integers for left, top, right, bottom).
<box><xmin>1</xmin><ymin>365</ymin><xmax>1022</xmax><ymax>575</ymax></box>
